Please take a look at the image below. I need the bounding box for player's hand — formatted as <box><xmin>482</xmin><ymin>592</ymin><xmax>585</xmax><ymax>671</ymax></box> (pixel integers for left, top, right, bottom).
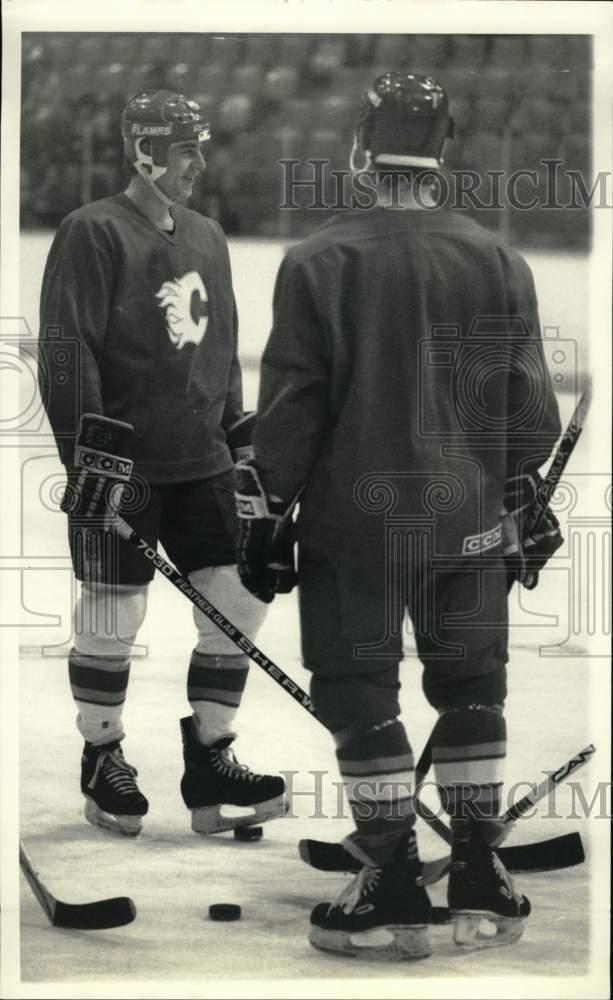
<box><xmin>60</xmin><ymin>414</ymin><xmax>134</xmax><ymax>529</ymax></box>
<box><xmin>234</xmin><ymin>460</ymin><xmax>297</xmax><ymax>603</ymax></box>
<box><xmin>501</xmin><ymin>473</ymin><xmax>563</xmax><ymax>590</ymax></box>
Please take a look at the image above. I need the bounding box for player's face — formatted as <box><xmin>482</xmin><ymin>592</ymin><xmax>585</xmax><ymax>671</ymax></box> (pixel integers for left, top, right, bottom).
<box><xmin>157</xmin><ymin>141</ymin><xmax>206</xmax><ymax>203</ymax></box>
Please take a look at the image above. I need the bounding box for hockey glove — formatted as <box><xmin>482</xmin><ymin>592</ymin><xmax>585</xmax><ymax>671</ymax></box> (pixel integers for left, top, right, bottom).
<box><xmin>61</xmin><ymin>413</ymin><xmax>134</xmax><ymax>528</ymax></box>
<box><xmin>234</xmin><ymin>459</ymin><xmax>298</xmax><ymax>604</ymax></box>
<box><xmin>501</xmin><ymin>473</ymin><xmax>563</xmax><ymax>590</ymax></box>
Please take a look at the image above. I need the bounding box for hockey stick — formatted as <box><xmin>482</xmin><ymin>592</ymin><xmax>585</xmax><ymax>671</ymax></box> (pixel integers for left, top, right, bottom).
<box><xmin>300</xmin><ymin>387</ymin><xmax>595</xmax><ymax>875</ymax></box>
<box><xmin>112</xmin><ymin>513</ymin><xmax>591</xmax><ymax>875</ymax></box>
<box><xmin>112</xmin><ymin>515</ymin><xmax>317</xmax><ymax>717</ymax></box>
<box><xmin>413</xmin><ymin>743</ymin><xmax>595</xmax><ymax>847</ymax></box>
<box><xmin>525</xmin><ymin>375</ymin><xmax>592</xmax><ymax>536</ymax></box>
<box><xmin>408</xmin><ymin>383</ymin><xmax>594</xmax><ymax>840</ymax></box>
<box><xmin>76</xmin><ymin>410</ymin><xmax>592</xmax><ymax>859</ymax></box>
<box><xmin>110</xmin><ymin>515</ymin><xmax>482</xmax><ymax>849</ymax></box>
<box><xmin>299</xmin><ymin>831</ymin><xmax>585</xmax><ymax>881</ymax></box>
<box><xmin>499</xmin><ymin>743</ymin><xmax>596</xmax><ymax>830</ymax></box>
<box><xmin>19</xmin><ymin>841</ymin><xmax>136</xmax><ymax>930</ymax></box>
<box><xmin>298</xmin><ymin>743</ymin><xmax>594</xmax><ymax>875</ymax></box>
<box><xmin>504</xmin><ymin>375</ymin><xmax>594</xmax><ymax>589</ymax></box>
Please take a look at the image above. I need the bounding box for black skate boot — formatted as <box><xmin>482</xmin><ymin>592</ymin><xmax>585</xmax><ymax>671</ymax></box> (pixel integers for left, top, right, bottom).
<box><xmin>309</xmin><ymin>847</ymin><xmax>432</xmax><ymax>961</ymax></box>
<box><xmin>81</xmin><ymin>740</ymin><xmax>149</xmax><ymax>836</ymax></box>
<box><xmin>449</xmin><ymin>817</ymin><xmax>531</xmax><ymax>949</ymax></box>
<box><xmin>179</xmin><ymin>716</ymin><xmax>287</xmax><ymax>834</ymax></box>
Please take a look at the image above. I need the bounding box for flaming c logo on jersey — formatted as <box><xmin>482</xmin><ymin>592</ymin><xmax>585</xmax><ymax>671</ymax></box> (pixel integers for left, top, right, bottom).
<box><xmin>156</xmin><ymin>271</ymin><xmax>209</xmax><ymax>350</ymax></box>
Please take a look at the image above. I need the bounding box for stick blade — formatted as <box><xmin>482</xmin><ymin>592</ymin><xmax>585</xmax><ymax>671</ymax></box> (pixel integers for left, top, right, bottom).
<box><xmin>299</xmin><ymin>838</ymin><xmax>360</xmax><ymax>873</ymax></box>
<box><xmin>52</xmin><ymin>895</ymin><xmax>136</xmax><ymax>930</ymax></box>
<box><xmin>498</xmin><ymin>832</ymin><xmax>584</xmax><ymax>874</ymax></box>
<box><xmin>423</xmin><ymin>855</ymin><xmax>451</xmax><ymax>885</ymax></box>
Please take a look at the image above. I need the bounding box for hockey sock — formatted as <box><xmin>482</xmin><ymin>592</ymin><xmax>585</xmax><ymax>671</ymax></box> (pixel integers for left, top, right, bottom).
<box><xmin>187</xmin><ymin>649</ymin><xmax>249</xmax><ymax>746</ymax></box>
<box><xmin>68</xmin><ymin>650</ymin><xmax>129</xmax><ymax>745</ymax></box>
<box><xmin>335</xmin><ymin>719</ymin><xmax>417</xmax><ymax>866</ymax></box>
<box><xmin>430</xmin><ymin>706</ymin><xmax>506</xmax><ymax>821</ymax></box>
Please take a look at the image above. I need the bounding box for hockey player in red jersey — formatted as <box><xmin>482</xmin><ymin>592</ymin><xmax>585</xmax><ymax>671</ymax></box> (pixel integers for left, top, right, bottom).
<box><xmin>39</xmin><ymin>90</ymin><xmax>286</xmax><ymax>837</ymax></box>
<box><xmin>236</xmin><ymin>72</ymin><xmax>563</xmax><ymax>958</ymax></box>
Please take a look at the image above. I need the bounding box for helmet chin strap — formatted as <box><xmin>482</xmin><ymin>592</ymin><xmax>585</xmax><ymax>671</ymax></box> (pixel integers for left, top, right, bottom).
<box><xmin>134</xmin><ymin>162</ymin><xmax>175</xmax><ymax>208</ymax></box>
<box><xmin>349</xmin><ymin>131</ymin><xmax>447</xmax><ymax>175</ymax></box>
<box><xmin>349</xmin><ymin>135</ymin><xmax>372</xmax><ymax>176</ymax></box>
<box><xmin>134</xmin><ymin>138</ymin><xmax>175</xmax><ymax>207</ymax></box>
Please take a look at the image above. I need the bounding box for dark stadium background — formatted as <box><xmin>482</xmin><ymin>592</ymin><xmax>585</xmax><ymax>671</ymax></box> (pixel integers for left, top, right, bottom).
<box><xmin>20</xmin><ymin>32</ymin><xmax>592</xmax><ymax>249</ymax></box>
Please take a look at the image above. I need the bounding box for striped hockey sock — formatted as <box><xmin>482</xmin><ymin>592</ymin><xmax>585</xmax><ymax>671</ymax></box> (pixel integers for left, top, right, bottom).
<box><xmin>187</xmin><ymin>649</ymin><xmax>249</xmax><ymax>746</ymax></box>
<box><xmin>68</xmin><ymin>649</ymin><xmax>129</xmax><ymax>745</ymax></box>
<box><xmin>336</xmin><ymin>719</ymin><xmax>417</xmax><ymax>866</ymax></box>
<box><xmin>431</xmin><ymin>706</ymin><xmax>506</xmax><ymax>820</ymax></box>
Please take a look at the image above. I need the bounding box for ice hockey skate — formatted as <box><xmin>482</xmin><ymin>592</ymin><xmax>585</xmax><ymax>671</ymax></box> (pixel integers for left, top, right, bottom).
<box><xmin>309</xmin><ymin>853</ymin><xmax>432</xmax><ymax>961</ymax></box>
<box><xmin>81</xmin><ymin>740</ymin><xmax>149</xmax><ymax>836</ymax></box>
<box><xmin>179</xmin><ymin>716</ymin><xmax>287</xmax><ymax>834</ymax></box>
<box><xmin>448</xmin><ymin>817</ymin><xmax>531</xmax><ymax>949</ymax></box>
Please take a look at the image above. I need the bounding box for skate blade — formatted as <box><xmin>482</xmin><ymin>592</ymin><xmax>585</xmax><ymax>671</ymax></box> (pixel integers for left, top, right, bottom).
<box><xmin>191</xmin><ymin>794</ymin><xmax>288</xmax><ymax>835</ymax></box>
<box><xmin>84</xmin><ymin>797</ymin><xmax>142</xmax><ymax>837</ymax></box>
<box><xmin>452</xmin><ymin>910</ymin><xmax>526</xmax><ymax>950</ymax></box>
<box><xmin>309</xmin><ymin>924</ymin><xmax>431</xmax><ymax>961</ymax></box>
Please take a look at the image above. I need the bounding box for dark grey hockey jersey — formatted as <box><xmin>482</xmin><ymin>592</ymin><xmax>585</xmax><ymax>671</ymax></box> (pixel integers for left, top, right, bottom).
<box><xmin>254</xmin><ymin>207</ymin><xmax>561</xmax><ymax>556</ymax></box>
<box><xmin>39</xmin><ymin>194</ymin><xmax>243</xmax><ymax>482</ymax></box>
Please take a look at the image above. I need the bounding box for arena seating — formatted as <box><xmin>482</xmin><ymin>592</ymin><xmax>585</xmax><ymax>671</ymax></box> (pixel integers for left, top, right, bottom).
<box><xmin>20</xmin><ymin>33</ymin><xmax>592</xmax><ymax>248</ymax></box>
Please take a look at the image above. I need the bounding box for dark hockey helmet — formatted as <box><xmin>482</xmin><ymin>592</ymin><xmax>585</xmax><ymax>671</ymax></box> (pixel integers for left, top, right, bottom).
<box><xmin>121</xmin><ymin>89</ymin><xmax>211</xmax><ymax>182</ymax></box>
<box><xmin>355</xmin><ymin>71</ymin><xmax>454</xmax><ymax>170</ymax></box>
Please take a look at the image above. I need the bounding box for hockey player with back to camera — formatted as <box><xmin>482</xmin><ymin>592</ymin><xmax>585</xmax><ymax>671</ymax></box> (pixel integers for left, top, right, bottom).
<box><xmin>235</xmin><ymin>72</ymin><xmax>563</xmax><ymax>959</ymax></box>
<box><xmin>38</xmin><ymin>89</ymin><xmax>286</xmax><ymax>839</ymax></box>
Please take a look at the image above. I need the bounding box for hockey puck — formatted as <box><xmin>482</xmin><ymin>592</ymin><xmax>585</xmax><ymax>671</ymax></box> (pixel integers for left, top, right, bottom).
<box><xmin>209</xmin><ymin>904</ymin><xmax>241</xmax><ymax>921</ymax></box>
<box><xmin>234</xmin><ymin>826</ymin><xmax>263</xmax><ymax>842</ymax></box>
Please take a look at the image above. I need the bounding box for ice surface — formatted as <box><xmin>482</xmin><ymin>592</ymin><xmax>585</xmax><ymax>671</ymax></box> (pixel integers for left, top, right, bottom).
<box><xmin>18</xmin><ymin>586</ymin><xmax>599</xmax><ymax>986</ymax></box>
